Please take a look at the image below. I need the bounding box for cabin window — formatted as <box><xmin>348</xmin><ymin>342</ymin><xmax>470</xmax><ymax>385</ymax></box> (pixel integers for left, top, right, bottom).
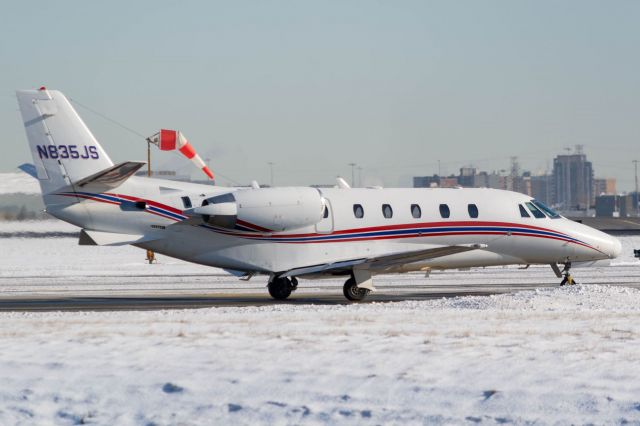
<box><xmin>181</xmin><ymin>196</ymin><xmax>192</xmax><ymax>209</ymax></box>
<box><xmin>467</xmin><ymin>204</ymin><xmax>479</xmax><ymax>218</ymax></box>
<box><xmin>519</xmin><ymin>204</ymin><xmax>530</xmax><ymax>218</ymax></box>
<box><xmin>411</xmin><ymin>204</ymin><xmax>421</xmax><ymax>219</ymax></box>
<box><xmin>531</xmin><ymin>200</ymin><xmax>560</xmax><ymax>219</ymax></box>
<box><xmin>439</xmin><ymin>204</ymin><xmax>450</xmax><ymax>219</ymax></box>
<box><xmin>323</xmin><ymin>206</ymin><xmax>329</xmax><ymax>218</ymax></box>
<box><xmin>382</xmin><ymin>204</ymin><xmax>393</xmax><ymax>219</ymax></box>
<box><xmin>353</xmin><ymin>204</ymin><xmax>364</xmax><ymax>219</ymax></box>
<box><xmin>526</xmin><ymin>202</ymin><xmax>546</xmax><ymax>219</ymax></box>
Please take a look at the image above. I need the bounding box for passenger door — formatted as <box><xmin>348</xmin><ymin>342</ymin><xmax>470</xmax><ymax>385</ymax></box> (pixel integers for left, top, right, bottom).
<box><xmin>315</xmin><ymin>198</ymin><xmax>334</xmax><ymax>234</ymax></box>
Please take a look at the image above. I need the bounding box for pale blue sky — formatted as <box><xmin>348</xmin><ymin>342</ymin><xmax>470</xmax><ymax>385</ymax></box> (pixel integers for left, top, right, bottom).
<box><xmin>1</xmin><ymin>1</ymin><xmax>639</xmax><ymax>189</ymax></box>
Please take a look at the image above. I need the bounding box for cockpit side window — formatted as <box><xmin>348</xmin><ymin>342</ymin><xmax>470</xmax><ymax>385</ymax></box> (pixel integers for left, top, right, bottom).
<box><xmin>526</xmin><ymin>202</ymin><xmax>546</xmax><ymax>219</ymax></box>
<box><xmin>532</xmin><ymin>200</ymin><xmax>560</xmax><ymax>219</ymax></box>
<box><xmin>519</xmin><ymin>204</ymin><xmax>530</xmax><ymax>218</ymax></box>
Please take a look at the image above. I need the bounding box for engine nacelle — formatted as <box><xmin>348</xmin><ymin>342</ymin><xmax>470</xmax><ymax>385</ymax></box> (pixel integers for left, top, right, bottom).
<box><xmin>192</xmin><ymin>187</ymin><xmax>325</xmax><ymax>232</ymax></box>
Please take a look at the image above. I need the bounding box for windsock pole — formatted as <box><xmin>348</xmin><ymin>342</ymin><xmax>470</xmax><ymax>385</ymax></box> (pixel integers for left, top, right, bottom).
<box><xmin>145</xmin><ymin>137</ymin><xmax>156</xmax><ymax>265</ymax></box>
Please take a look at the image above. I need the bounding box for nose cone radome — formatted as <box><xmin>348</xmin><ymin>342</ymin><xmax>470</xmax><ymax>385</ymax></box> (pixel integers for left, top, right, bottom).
<box><xmin>608</xmin><ymin>236</ymin><xmax>623</xmax><ymax>259</ymax></box>
<box><xmin>564</xmin><ymin>220</ymin><xmax>623</xmax><ymax>261</ymax></box>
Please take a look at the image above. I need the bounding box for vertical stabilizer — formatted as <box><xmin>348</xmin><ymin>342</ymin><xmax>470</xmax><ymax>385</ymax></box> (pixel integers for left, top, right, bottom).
<box><xmin>16</xmin><ymin>88</ymin><xmax>114</xmax><ymax>195</ymax></box>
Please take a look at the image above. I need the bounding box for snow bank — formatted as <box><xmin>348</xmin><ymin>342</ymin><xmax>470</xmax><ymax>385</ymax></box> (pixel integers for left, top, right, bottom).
<box><xmin>1</xmin><ymin>285</ymin><xmax>640</xmax><ymax>424</ymax></box>
<box><xmin>0</xmin><ymin>172</ymin><xmax>40</xmax><ymax>195</ymax></box>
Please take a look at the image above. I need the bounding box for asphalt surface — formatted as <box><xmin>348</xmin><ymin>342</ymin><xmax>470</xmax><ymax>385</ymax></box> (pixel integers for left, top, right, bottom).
<box><xmin>0</xmin><ymin>281</ymin><xmax>622</xmax><ymax>311</ymax></box>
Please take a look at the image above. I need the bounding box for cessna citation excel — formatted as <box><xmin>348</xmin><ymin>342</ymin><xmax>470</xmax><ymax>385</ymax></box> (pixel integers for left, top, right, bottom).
<box><xmin>17</xmin><ymin>88</ymin><xmax>622</xmax><ymax>301</ymax></box>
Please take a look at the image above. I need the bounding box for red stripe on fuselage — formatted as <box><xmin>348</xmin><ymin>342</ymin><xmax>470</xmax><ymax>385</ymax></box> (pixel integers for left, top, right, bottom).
<box><xmin>107</xmin><ymin>193</ymin><xmax>185</xmax><ymax>216</ymax></box>
<box><xmin>216</xmin><ymin>220</ymin><xmax>571</xmax><ymax>240</ymax></box>
<box><xmin>236</xmin><ymin>219</ymin><xmax>272</xmax><ymax>233</ymax></box>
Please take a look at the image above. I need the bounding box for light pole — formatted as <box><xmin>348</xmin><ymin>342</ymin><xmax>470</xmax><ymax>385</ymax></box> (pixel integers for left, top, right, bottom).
<box><xmin>348</xmin><ymin>163</ymin><xmax>356</xmax><ymax>187</ymax></box>
<box><xmin>268</xmin><ymin>162</ymin><xmax>275</xmax><ymax>187</ymax></box>
<box><xmin>634</xmin><ymin>160</ymin><xmax>639</xmax><ymax>217</ymax></box>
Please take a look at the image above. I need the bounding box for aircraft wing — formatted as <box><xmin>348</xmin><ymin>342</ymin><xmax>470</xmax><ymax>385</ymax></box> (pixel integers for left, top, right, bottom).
<box><xmin>281</xmin><ymin>243</ymin><xmax>487</xmax><ymax>278</ymax></box>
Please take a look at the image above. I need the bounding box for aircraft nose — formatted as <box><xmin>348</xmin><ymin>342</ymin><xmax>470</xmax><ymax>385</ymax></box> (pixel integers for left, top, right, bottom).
<box><xmin>608</xmin><ymin>236</ymin><xmax>623</xmax><ymax>259</ymax></box>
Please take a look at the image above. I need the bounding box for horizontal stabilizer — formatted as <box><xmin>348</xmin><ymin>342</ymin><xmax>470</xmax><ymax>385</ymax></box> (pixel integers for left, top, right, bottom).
<box><xmin>18</xmin><ymin>163</ymin><xmax>38</xmax><ymax>178</ymax></box>
<box><xmin>79</xmin><ymin>229</ymin><xmax>160</xmax><ymax>246</ymax></box>
<box><xmin>73</xmin><ymin>161</ymin><xmax>146</xmax><ymax>192</ymax></box>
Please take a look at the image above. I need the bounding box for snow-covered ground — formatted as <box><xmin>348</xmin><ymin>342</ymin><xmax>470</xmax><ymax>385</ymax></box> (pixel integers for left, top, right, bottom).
<box><xmin>1</xmin><ymin>286</ymin><xmax>640</xmax><ymax>424</ymax></box>
<box><xmin>0</xmin><ymin>172</ymin><xmax>40</xmax><ymax>195</ymax></box>
<box><xmin>2</xmin><ymin>221</ymin><xmax>640</xmax><ymax>424</ymax></box>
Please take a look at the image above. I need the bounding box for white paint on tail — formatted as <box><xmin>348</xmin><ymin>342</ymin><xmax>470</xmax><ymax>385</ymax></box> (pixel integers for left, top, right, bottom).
<box><xmin>16</xmin><ymin>88</ymin><xmax>114</xmax><ymax>195</ymax></box>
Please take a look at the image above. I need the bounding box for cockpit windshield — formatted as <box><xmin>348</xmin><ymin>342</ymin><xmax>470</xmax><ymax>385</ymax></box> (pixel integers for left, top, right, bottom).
<box><xmin>531</xmin><ymin>199</ymin><xmax>561</xmax><ymax>219</ymax></box>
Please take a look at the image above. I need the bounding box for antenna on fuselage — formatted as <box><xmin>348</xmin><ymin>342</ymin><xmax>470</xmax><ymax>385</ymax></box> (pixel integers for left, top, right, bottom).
<box><xmin>336</xmin><ymin>177</ymin><xmax>351</xmax><ymax>189</ymax></box>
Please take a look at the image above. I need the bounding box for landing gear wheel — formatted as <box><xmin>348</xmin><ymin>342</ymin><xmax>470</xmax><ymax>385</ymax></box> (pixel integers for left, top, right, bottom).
<box><xmin>559</xmin><ymin>262</ymin><xmax>577</xmax><ymax>286</ymax></box>
<box><xmin>268</xmin><ymin>277</ymin><xmax>293</xmax><ymax>300</ymax></box>
<box><xmin>343</xmin><ymin>277</ymin><xmax>370</xmax><ymax>302</ymax></box>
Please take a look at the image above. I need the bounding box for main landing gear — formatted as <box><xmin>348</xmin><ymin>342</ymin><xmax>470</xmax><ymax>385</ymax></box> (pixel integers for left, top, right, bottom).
<box><xmin>267</xmin><ymin>276</ymin><xmax>298</xmax><ymax>300</ymax></box>
<box><xmin>343</xmin><ymin>277</ymin><xmax>370</xmax><ymax>302</ymax></box>
<box><xmin>559</xmin><ymin>262</ymin><xmax>577</xmax><ymax>286</ymax></box>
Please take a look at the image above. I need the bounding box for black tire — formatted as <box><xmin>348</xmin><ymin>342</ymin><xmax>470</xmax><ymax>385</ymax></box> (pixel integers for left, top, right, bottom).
<box><xmin>343</xmin><ymin>277</ymin><xmax>370</xmax><ymax>302</ymax></box>
<box><xmin>268</xmin><ymin>278</ymin><xmax>292</xmax><ymax>300</ymax></box>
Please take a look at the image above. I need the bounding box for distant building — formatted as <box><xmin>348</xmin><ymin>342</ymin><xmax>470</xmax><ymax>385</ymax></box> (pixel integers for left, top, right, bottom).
<box><xmin>458</xmin><ymin>167</ymin><xmax>477</xmax><ymax>188</ymax></box>
<box><xmin>486</xmin><ymin>172</ymin><xmax>506</xmax><ymax>191</ymax></box>
<box><xmin>413</xmin><ymin>175</ymin><xmax>440</xmax><ymax>188</ymax></box>
<box><xmin>530</xmin><ymin>174</ymin><xmax>554</xmax><ymax>206</ymax></box>
<box><xmin>411</xmin><ymin>148</ymin><xmax>619</xmax><ymax>214</ymax></box>
<box><xmin>595</xmin><ymin>194</ymin><xmax>633</xmax><ymax>217</ymax></box>
<box><xmin>593</xmin><ymin>178</ymin><xmax>617</xmax><ymax>197</ymax></box>
<box><xmin>135</xmin><ymin>170</ymin><xmax>190</xmax><ymax>181</ymax></box>
<box><xmin>552</xmin><ymin>147</ymin><xmax>593</xmax><ymax>210</ymax></box>
<box><xmin>439</xmin><ymin>177</ymin><xmax>459</xmax><ymax>188</ymax></box>
<box><xmin>631</xmin><ymin>192</ymin><xmax>640</xmax><ymax>217</ymax></box>
<box><xmin>473</xmin><ymin>171</ymin><xmax>489</xmax><ymax>188</ymax></box>
<box><xmin>134</xmin><ymin>170</ymin><xmax>215</xmax><ymax>185</ymax></box>
<box><xmin>510</xmin><ymin>172</ymin><xmax>531</xmax><ymax>196</ymax></box>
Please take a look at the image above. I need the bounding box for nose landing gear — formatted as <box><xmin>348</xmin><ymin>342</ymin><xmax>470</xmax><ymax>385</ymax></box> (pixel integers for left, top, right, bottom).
<box><xmin>559</xmin><ymin>262</ymin><xmax>577</xmax><ymax>286</ymax></box>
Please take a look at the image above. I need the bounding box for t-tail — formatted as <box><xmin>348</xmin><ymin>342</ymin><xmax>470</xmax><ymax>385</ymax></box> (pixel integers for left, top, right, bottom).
<box><xmin>16</xmin><ymin>88</ymin><xmax>115</xmax><ymax>195</ymax></box>
<box><xmin>16</xmin><ymin>88</ymin><xmax>148</xmax><ymax>227</ymax></box>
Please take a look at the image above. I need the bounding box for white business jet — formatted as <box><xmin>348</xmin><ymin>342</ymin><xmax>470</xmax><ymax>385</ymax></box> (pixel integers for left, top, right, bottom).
<box><xmin>16</xmin><ymin>88</ymin><xmax>622</xmax><ymax>301</ymax></box>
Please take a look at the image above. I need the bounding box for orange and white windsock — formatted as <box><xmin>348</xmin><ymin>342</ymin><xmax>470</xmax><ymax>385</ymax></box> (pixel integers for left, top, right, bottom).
<box><xmin>151</xmin><ymin>129</ymin><xmax>214</xmax><ymax>180</ymax></box>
